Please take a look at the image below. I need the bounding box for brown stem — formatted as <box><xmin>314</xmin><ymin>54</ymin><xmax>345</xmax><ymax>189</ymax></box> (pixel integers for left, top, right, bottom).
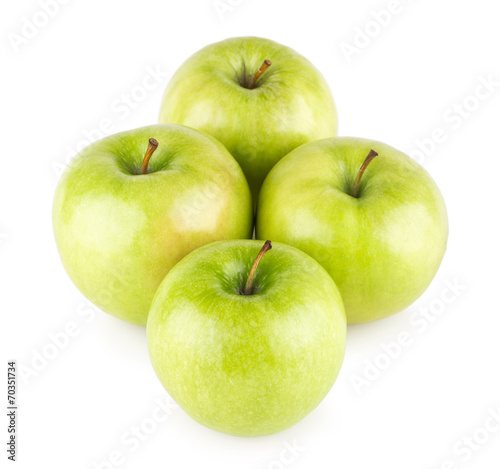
<box><xmin>141</xmin><ymin>138</ymin><xmax>159</xmax><ymax>174</ymax></box>
<box><xmin>352</xmin><ymin>149</ymin><xmax>378</xmax><ymax>197</ymax></box>
<box><xmin>244</xmin><ymin>240</ymin><xmax>272</xmax><ymax>295</ymax></box>
<box><xmin>249</xmin><ymin>60</ymin><xmax>271</xmax><ymax>89</ymax></box>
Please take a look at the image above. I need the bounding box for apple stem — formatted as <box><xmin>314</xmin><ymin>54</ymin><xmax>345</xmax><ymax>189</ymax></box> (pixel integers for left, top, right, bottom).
<box><xmin>352</xmin><ymin>149</ymin><xmax>378</xmax><ymax>197</ymax></box>
<box><xmin>141</xmin><ymin>138</ymin><xmax>159</xmax><ymax>174</ymax></box>
<box><xmin>249</xmin><ymin>60</ymin><xmax>272</xmax><ymax>90</ymax></box>
<box><xmin>244</xmin><ymin>240</ymin><xmax>272</xmax><ymax>295</ymax></box>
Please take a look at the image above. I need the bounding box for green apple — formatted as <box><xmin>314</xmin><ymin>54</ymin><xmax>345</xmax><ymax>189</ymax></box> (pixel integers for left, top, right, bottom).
<box><xmin>147</xmin><ymin>240</ymin><xmax>346</xmax><ymax>436</ymax></box>
<box><xmin>53</xmin><ymin>124</ymin><xmax>253</xmax><ymax>326</ymax></box>
<box><xmin>158</xmin><ymin>36</ymin><xmax>338</xmax><ymax>205</ymax></box>
<box><xmin>256</xmin><ymin>137</ymin><xmax>448</xmax><ymax>324</ymax></box>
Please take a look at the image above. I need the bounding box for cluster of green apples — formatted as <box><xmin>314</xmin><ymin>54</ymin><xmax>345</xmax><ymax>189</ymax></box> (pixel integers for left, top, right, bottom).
<box><xmin>53</xmin><ymin>37</ymin><xmax>448</xmax><ymax>437</ymax></box>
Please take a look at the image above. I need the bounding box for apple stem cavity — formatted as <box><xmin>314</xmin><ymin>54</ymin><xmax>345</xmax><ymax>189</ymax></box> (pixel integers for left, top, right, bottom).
<box><xmin>243</xmin><ymin>240</ymin><xmax>272</xmax><ymax>295</ymax></box>
<box><xmin>141</xmin><ymin>138</ymin><xmax>159</xmax><ymax>174</ymax></box>
<box><xmin>249</xmin><ymin>60</ymin><xmax>272</xmax><ymax>90</ymax></box>
<box><xmin>352</xmin><ymin>149</ymin><xmax>378</xmax><ymax>198</ymax></box>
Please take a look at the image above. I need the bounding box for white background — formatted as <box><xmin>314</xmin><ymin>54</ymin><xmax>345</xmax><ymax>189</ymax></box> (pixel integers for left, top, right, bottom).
<box><xmin>2</xmin><ymin>0</ymin><xmax>499</xmax><ymax>468</ymax></box>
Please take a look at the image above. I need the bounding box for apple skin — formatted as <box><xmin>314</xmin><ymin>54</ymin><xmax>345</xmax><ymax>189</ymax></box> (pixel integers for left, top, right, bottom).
<box><xmin>53</xmin><ymin>124</ymin><xmax>253</xmax><ymax>326</ymax></box>
<box><xmin>158</xmin><ymin>36</ymin><xmax>337</xmax><ymax>205</ymax></box>
<box><xmin>256</xmin><ymin>137</ymin><xmax>448</xmax><ymax>324</ymax></box>
<box><xmin>147</xmin><ymin>240</ymin><xmax>346</xmax><ymax>437</ymax></box>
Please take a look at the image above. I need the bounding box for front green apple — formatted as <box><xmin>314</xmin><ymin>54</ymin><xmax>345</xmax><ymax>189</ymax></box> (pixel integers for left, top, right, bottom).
<box><xmin>53</xmin><ymin>124</ymin><xmax>253</xmax><ymax>326</ymax></box>
<box><xmin>256</xmin><ymin>137</ymin><xmax>448</xmax><ymax>323</ymax></box>
<box><xmin>147</xmin><ymin>240</ymin><xmax>346</xmax><ymax>436</ymax></box>
<box><xmin>158</xmin><ymin>36</ymin><xmax>338</xmax><ymax>205</ymax></box>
